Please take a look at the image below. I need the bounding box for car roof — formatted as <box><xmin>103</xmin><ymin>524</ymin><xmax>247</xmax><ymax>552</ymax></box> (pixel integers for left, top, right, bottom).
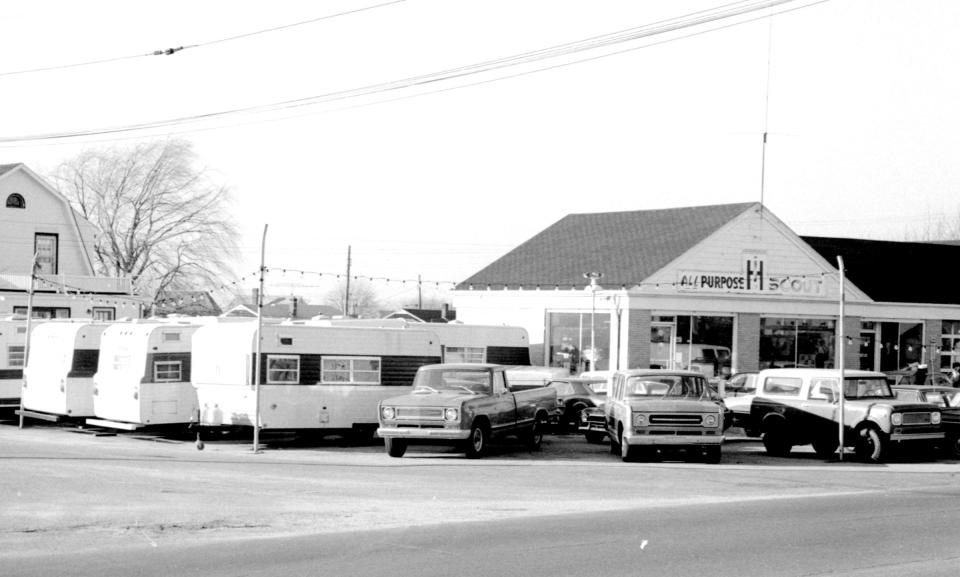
<box><xmin>757</xmin><ymin>368</ymin><xmax>885</xmax><ymax>378</ymax></box>
<box><xmin>892</xmin><ymin>384</ymin><xmax>957</xmax><ymax>392</ymax></box>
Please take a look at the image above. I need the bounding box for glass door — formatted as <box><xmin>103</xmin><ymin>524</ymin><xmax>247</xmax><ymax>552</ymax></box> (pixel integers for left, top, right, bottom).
<box><xmin>858</xmin><ymin>330</ymin><xmax>877</xmax><ymax>371</ymax></box>
<box><xmin>650</xmin><ymin>323</ymin><xmax>675</xmax><ymax>369</ymax></box>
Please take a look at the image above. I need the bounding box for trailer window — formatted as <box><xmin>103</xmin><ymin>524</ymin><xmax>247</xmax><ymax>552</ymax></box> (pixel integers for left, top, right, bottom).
<box><xmin>444</xmin><ymin>346</ymin><xmax>485</xmax><ymax>364</ymax></box>
<box><xmin>267</xmin><ymin>355</ymin><xmax>300</xmax><ymax>384</ymax></box>
<box><xmin>321</xmin><ymin>356</ymin><xmax>381</xmax><ymax>385</ymax></box>
<box><xmin>154</xmin><ymin>361</ymin><xmax>182</xmax><ymax>382</ymax></box>
<box><xmin>161</xmin><ymin>331</ymin><xmax>181</xmax><ymax>342</ymax></box>
<box><xmin>7</xmin><ymin>345</ymin><xmax>25</xmax><ymax>368</ymax></box>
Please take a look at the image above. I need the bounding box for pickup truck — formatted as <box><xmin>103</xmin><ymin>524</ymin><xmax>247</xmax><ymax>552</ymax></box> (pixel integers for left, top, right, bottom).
<box><xmin>376</xmin><ymin>363</ymin><xmax>558</xmax><ymax>458</ymax></box>
<box><xmin>604</xmin><ymin>369</ymin><xmax>726</xmax><ymax>463</ymax></box>
<box><xmin>744</xmin><ymin>368</ymin><xmax>943</xmax><ymax>462</ymax></box>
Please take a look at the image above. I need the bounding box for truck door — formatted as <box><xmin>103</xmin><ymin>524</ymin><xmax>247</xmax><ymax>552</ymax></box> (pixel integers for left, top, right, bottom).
<box><xmin>491</xmin><ymin>370</ymin><xmax>518</xmax><ymax>432</ymax></box>
<box><xmin>800</xmin><ymin>377</ymin><xmax>840</xmax><ymax>439</ymax></box>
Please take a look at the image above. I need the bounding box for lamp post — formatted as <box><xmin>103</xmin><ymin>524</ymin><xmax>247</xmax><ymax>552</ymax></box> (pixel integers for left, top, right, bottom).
<box><xmin>583</xmin><ymin>272</ymin><xmax>603</xmax><ymax>372</ymax></box>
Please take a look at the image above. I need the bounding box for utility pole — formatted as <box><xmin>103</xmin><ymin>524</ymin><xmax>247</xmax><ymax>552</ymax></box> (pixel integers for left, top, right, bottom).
<box><xmin>344</xmin><ymin>245</ymin><xmax>352</xmax><ymax>317</ymax></box>
<box><xmin>19</xmin><ymin>251</ymin><xmax>39</xmax><ymax>429</ymax></box>
<box><xmin>418</xmin><ymin>274</ymin><xmax>422</xmax><ymax>309</ymax></box>
<box><xmin>252</xmin><ymin>224</ymin><xmax>267</xmax><ymax>454</ymax></box>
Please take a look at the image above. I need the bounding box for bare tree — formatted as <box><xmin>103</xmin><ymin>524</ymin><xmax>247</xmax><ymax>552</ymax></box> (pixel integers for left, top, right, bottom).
<box><xmin>50</xmin><ymin>139</ymin><xmax>238</xmax><ymax>306</ymax></box>
<box><xmin>902</xmin><ymin>207</ymin><xmax>960</xmax><ymax>242</ymax></box>
<box><xmin>323</xmin><ymin>278</ymin><xmax>383</xmax><ymax>318</ymax></box>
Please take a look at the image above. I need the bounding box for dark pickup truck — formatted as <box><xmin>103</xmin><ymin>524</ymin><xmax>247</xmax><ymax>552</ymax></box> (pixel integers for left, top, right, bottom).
<box><xmin>376</xmin><ymin>363</ymin><xmax>557</xmax><ymax>458</ymax></box>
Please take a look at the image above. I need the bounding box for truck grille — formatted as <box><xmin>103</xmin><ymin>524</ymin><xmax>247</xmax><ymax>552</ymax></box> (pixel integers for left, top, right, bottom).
<box><xmin>395</xmin><ymin>407</ymin><xmax>444</xmax><ymax>420</ymax></box>
<box><xmin>901</xmin><ymin>412</ymin><xmax>933</xmax><ymax>426</ymax></box>
<box><xmin>649</xmin><ymin>414</ymin><xmax>703</xmax><ymax>426</ymax></box>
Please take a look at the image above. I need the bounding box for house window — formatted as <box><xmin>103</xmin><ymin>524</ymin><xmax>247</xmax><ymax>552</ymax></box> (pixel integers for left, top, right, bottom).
<box><xmin>7</xmin><ymin>345</ymin><xmax>25</xmax><ymax>368</ymax></box>
<box><xmin>6</xmin><ymin>193</ymin><xmax>25</xmax><ymax>209</ymax></box>
<box><xmin>34</xmin><ymin>233</ymin><xmax>59</xmax><ymax>275</ymax></box>
<box><xmin>321</xmin><ymin>356</ymin><xmax>381</xmax><ymax>384</ymax></box>
<box><xmin>13</xmin><ymin>306</ymin><xmax>70</xmax><ymax>319</ymax></box>
<box><xmin>92</xmin><ymin>307</ymin><xmax>115</xmax><ymax>321</ymax></box>
<box><xmin>154</xmin><ymin>361</ymin><xmax>182</xmax><ymax>382</ymax></box>
<box><xmin>266</xmin><ymin>355</ymin><xmax>300</xmax><ymax>384</ymax></box>
<box><xmin>444</xmin><ymin>346</ymin><xmax>485</xmax><ymax>364</ymax></box>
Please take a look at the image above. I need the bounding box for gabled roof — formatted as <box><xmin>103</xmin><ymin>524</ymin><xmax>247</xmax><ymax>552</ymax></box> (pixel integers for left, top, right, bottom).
<box><xmin>802</xmin><ymin>236</ymin><xmax>960</xmax><ymax>305</ymax></box>
<box><xmin>154</xmin><ymin>290</ymin><xmax>223</xmax><ymax>317</ymax></box>
<box><xmin>0</xmin><ymin>163</ymin><xmax>20</xmax><ymax>177</ymax></box>
<box><xmin>457</xmin><ymin>202</ymin><xmax>758</xmax><ymax>289</ymax></box>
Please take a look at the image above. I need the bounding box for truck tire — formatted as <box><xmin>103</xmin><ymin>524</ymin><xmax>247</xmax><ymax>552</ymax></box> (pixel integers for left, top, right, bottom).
<box><xmin>569</xmin><ymin>402</ymin><xmax>588</xmax><ymax>430</ymax></box>
<box><xmin>812</xmin><ymin>437</ymin><xmax>839</xmax><ymax>458</ymax></box>
<box><xmin>384</xmin><ymin>437</ymin><xmax>406</xmax><ymax>458</ymax></box>
<box><xmin>762</xmin><ymin>425</ymin><xmax>792</xmax><ymax>457</ymax></box>
<box><xmin>854</xmin><ymin>426</ymin><xmax>884</xmax><ymax>463</ymax></box>
<box><xmin>464</xmin><ymin>423</ymin><xmax>488</xmax><ymax>459</ymax></box>
<box><xmin>946</xmin><ymin>434</ymin><xmax>960</xmax><ymax>459</ymax></box>
<box><xmin>525</xmin><ymin>416</ymin><xmax>544</xmax><ymax>450</ymax></box>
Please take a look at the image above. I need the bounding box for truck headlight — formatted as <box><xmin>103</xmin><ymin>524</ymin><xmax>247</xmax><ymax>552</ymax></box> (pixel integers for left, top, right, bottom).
<box><xmin>891</xmin><ymin>413</ymin><xmax>902</xmax><ymax>426</ymax></box>
<box><xmin>443</xmin><ymin>407</ymin><xmax>459</xmax><ymax>422</ymax></box>
<box><xmin>932</xmin><ymin>412</ymin><xmax>941</xmax><ymax>425</ymax></box>
<box><xmin>633</xmin><ymin>413</ymin><xmax>646</xmax><ymax>426</ymax></box>
<box><xmin>704</xmin><ymin>414</ymin><xmax>718</xmax><ymax>427</ymax></box>
<box><xmin>381</xmin><ymin>406</ymin><xmax>396</xmax><ymax>420</ymax></box>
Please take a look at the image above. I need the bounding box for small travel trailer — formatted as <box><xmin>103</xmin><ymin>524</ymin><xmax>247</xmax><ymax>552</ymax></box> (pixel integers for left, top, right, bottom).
<box><xmin>0</xmin><ymin>317</ymin><xmax>33</xmax><ymax>408</ymax></box>
<box><xmin>191</xmin><ymin>322</ymin><xmax>444</xmax><ymax>432</ymax></box>
<box><xmin>19</xmin><ymin>320</ymin><xmax>111</xmax><ymax>421</ymax></box>
<box><xmin>87</xmin><ymin>318</ymin><xmax>216</xmax><ymax>430</ymax></box>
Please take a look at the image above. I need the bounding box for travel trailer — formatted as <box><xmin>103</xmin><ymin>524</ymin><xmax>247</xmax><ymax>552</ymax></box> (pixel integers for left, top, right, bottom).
<box><xmin>87</xmin><ymin>318</ymin><xmax>220</xmax><ymax>430</ymax></box>
<box><xmin>19</xmin><ymin>320</ymin><xmax>111</xmax><ymax>421</ymax></box>
<box><xmin>191</xmin><ymin>321</ymin><xmax>531</xmax><ymax>433</ymax></box>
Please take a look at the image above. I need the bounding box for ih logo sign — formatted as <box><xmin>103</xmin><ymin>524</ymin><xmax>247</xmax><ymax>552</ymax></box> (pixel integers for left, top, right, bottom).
<box><xmin>744</xmin><ymin>252</ymin><xmax>764</xmax><ymax>291</ymax></box>
<box><xmin>676</xmin><ymin>251</ymin><xmax>825</xmax><ymax>296</ymax></box>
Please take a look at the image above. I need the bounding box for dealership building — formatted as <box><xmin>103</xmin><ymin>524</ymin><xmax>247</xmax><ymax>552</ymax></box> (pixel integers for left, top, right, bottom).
<box><xmin>451</xmin><ymin>202</ymin><xmax>960</xmax><ymax>378</ymax></box>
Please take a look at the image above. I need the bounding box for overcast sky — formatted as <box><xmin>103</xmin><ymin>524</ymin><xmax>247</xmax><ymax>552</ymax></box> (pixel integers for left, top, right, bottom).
<box><xmin>3</xmin><ymin>0</ymin><xmax>959</xmax><ymax>305</ymax></box>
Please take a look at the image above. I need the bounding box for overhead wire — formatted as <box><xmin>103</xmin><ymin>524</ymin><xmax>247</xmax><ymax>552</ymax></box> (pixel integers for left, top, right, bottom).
<box><xmin>0</xmin><ymin>0</ymin><xmax>830</xmax><ymax>144</ymax></box>
<box><xmin>0</xmin><ymin>0</ymin><xmax>406</xmax><ymax>78</ymax></box>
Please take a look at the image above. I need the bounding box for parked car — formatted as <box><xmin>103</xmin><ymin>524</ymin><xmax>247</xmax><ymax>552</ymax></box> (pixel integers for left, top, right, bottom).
<box><xmin>376</xmin><ymin>364</ymin><xmax>557</xmax><ymax>458</ymax></box>
<box><xmin>718</xmin><ymin>371</ymin><xmax>760</xmax><ymax>436</ymax></box>
<box><xmin>547</xmin><ymin>376</ymin><xmax>608</xmax><ymax>430</ymax></box>
<box><xmin>743</xmin><ymin>369</ymin><xmax>943</xmax><ymax>462</ymax></box>
<box><xmin>892</xmin><ymin>384</ymin><xmax>960</xmax><ymax>458</ymax></box>
<box><xmin>604</xmin><ymin>369</ymin><xmax>726</xmax><ymax>463</ymax></box>
<box><xmin>885</xmin><ymin>366</ymin><xmax>954</xmax><ymax>387</ymax></box>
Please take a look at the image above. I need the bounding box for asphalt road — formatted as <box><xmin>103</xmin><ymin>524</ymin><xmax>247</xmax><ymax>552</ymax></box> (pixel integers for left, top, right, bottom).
<box><xmin>3</xmin><ymin>420</ymin><xmax>960</xmax><ymax>576</ymax></box>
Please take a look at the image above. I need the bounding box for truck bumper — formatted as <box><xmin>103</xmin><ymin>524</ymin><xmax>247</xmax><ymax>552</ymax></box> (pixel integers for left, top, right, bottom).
<box><xmin>624</xmin><ymin>432</ymin><xmax>724</xmax><ymax>446</ymax></box>
<box><xmin>890</xmin><ymin>432</ymin><xmax>944</xmax><ymax>442</ymax></box>
<box><xmin>377</xmin><ymin>427</ymin><xmax>471</xmax><ymax>441</ymax></box>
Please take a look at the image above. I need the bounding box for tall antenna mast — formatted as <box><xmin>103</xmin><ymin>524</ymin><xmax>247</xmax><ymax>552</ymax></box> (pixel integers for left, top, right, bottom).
<box><xmin>344</xmin><ymin>245</ymin><xmax>352</xmax><ymax>317</ymax></box>
<box><xmin>759</xmin><ymin>9</ymin><xmax>774</xmax><ymax>211</ymax></box>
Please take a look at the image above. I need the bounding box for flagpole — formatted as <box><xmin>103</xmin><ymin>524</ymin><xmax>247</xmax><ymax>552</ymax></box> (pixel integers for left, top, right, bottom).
<box><xmin>837</xmin><ymin>256</ymin><xmax>846</xmax><ymax>461</ymax></box>
<box><xmin>253</xmin><ymin>224</ymin><xmax>267</xmax><ymax>453</ymax></box>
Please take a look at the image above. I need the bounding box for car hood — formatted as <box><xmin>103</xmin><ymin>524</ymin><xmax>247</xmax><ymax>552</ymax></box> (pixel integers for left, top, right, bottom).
<box><xmin>626</xmin><ymin>399</ymin><xmax>722</xmax><ymax>412</ymax></box>
<box><xmin>381</xmin><ymin>390</ymin><xmax>478</xmax><ymax>408</ymax></box>
<box><xmin>847</xmin><ymin>399</ymin><xmax>940</xmax><ymax>413</ymax></box>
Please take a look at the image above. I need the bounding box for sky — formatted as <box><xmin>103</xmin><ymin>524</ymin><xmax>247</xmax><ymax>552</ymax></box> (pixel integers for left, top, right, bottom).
<box><xmin>3</xmin><ymin>0</ymin><xmax>959</xmax><ymax>307</ymax></box>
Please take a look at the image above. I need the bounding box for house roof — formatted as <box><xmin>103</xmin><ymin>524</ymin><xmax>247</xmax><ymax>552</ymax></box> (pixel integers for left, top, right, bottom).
<box><xmin>457</xmin><ymin>202</ymin><xmax>758</xmax><ymax>289</ymax></box>
<box><xmin>224</xmin><ymin>296</ymin><xmax>341</xmax><ymax>319</ymax></box>
<box><xmin>154</xmin><ymin>290</ymin><xmax>223</xmax><ymax>316</ymax></box>
<box><xmin>0</xmin><ymin>163</ymin><xmax>20</xmax><ymax>177</ymax></box>
<box><xmin>802</xmin><ymin>236</ymin><xmax>960</xmax><ymax>305</ymax></box>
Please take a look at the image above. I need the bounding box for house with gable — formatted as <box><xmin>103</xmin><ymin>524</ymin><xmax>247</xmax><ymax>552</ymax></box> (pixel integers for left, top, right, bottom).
<box><xmin>452</xmin><ymin>202</ymin><xmax>960</xmax><ymax>377</ymax></box>
<box><xmin>0</xmin><ymin>163</ymin><xmax>139</xmax><ymax>320</ymax></box>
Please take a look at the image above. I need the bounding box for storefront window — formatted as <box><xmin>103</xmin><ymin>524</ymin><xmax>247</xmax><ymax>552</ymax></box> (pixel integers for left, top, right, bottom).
<box><xmin>651</xmin><ymin>314</ymin><xmax>733</xmax><ymax>378</ymax></box>
<box><xmin>760</xmin><ymin>318</ymin><xmax>835</xmax><ymax>369</ymax></box>
<box><xmin>547</xmin><ymin>311</ymin><xmax>611</xmax><ymax>373</ymax></box>
<box><xmin>878</xmin><ymin>321</ymin><xmax>923</xmax><ymax>372</ymax></box>
<box><xmin>941</xmin><ymin>321</ymin><xmax>960</xmax><ymax>372</ymax></box>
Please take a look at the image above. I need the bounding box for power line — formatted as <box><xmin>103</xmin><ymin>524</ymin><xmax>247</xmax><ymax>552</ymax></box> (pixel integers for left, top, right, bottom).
<box><xmin>0</xmin><ymin>0</ymin><xmax>828</xmax><ymax>144</ymax></box>
<box><xmin>0</xmin><ymin>1</ymin><xmax>406</xmax><ymax>78</ymax></box>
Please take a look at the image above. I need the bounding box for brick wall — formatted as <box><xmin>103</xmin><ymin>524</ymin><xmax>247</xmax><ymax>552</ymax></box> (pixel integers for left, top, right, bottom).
<box><xmin>627</xmin><ymin>309</ymin><xmax>651</xmax><ymax>368</ymax></box>
<box><xmin>735</xmin><ymin>313</ymin><xmax>760</xmax><ymax>372</ymax></box>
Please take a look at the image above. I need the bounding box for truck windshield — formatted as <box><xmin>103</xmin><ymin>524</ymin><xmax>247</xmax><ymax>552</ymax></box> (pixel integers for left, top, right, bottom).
<box><xmin>624</xmin><ymin>375</ymin><xmax>706</xmax><ymax>398</ymax></box>
<box><xmin>843</xmin><ymin>377</ymin><xmax>894</xmax><ymax>399</ymax></box>
<box><xmin>413</xmin><ymin>368</ymin><xmax>492</xmax><ymax>394</ymax></box>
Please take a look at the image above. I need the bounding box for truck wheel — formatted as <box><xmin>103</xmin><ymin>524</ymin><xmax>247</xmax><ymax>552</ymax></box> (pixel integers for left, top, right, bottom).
<box><xmin>946</xmin><ymin>435</ymin><xmax>960</xmax><ymax>459</ymax></box>
<box><xmin>464</xmin><ymin>424</ymin><xmax>487</xmax><ymax>459</ymax></box>
<box><xmin>762</xmin><ymin>426</ymin><xmax>792</xmax><ymax>457</ymax></box>
<box><xmin>384</xmin><ymin>437</ymin><xmax>406</xmax><ymax>458</ymax></box>
<box><xmin>854</xmin><ymin>426</ymin><xmax>884</xmax><ymax>463</ymax></box>
<box><xmin>526</xmin><ymin>417</ymin><xmax>543</xmax><ymax>450</ymax></box>
<box><xmin>812</xmin><ymin>437</ymin><xmax>839</xmax><ymax>458</ymax></box>
<box><xmin>569</xmin><ymin>402</ymin><xmax>588</xmax><ymax>430</ymax></box>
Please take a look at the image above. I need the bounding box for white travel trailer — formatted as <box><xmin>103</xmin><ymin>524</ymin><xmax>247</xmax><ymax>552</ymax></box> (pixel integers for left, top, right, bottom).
<box><xmin>19</xmin><ymin>320</ymin><xmax>111</xmax><ymax>421</ymax></box>
<box><xmin>88</xmin><ymin>318</ymin><xmax>219</xmax><ymax>430</ymax></box>
<box><xmin>192</xmin><ymin>323</ymin><xmax>444</xmax><ymax>432</ymax></box>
